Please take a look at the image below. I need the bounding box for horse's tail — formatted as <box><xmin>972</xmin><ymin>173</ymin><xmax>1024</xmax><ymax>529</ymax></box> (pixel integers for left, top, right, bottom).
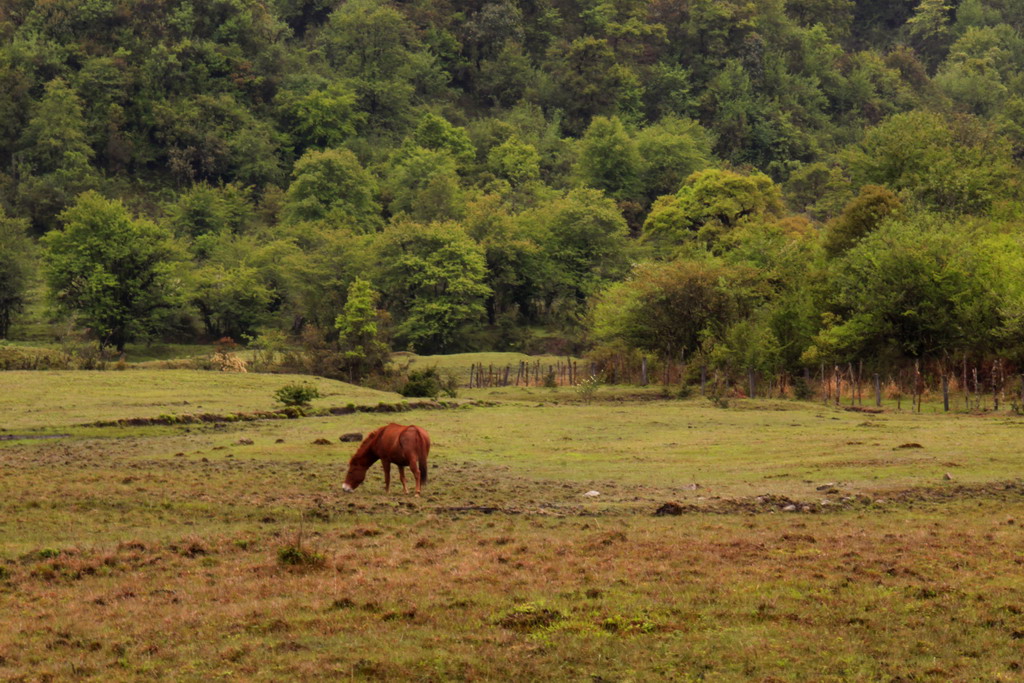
<box><xmin>417</xmin><ymin>427</ymin><xmax>430</xmax><ymax>485</ymax></box>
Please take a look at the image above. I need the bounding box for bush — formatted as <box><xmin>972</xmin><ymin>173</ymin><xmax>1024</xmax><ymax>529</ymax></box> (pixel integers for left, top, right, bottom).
<box><xmin>575</xmin><ymin>375</ymin><xmax>601</xmax><ymax>403</ymax></box>
<box><xmin>400</xmin><ymin>368</ymin><xmax>457</xmax><ymax>398</ymax></box>
<box><xmin>274</xmin><ymin>383</ymin><xmax>320</xmax><ymax>407</ymax></box>
<box><xmin>277</xmin><ymin>544</ymin><xmax>324</xmax><ymax>567</ymax></box>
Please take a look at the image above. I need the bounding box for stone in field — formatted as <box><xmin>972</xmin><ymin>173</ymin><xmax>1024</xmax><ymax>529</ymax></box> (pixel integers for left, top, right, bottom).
<box><xmin>340</xmin><ymin>433</ymin><xmax>363</xmax><ymax>442</ymax></box>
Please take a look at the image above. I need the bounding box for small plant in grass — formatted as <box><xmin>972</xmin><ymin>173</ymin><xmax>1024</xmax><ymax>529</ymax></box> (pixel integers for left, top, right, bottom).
<box><xmin>543</xmin><ymin>368</ymin><xmax>557</xmax><ymax>388</ymax></box>
<box><xmin>274</xmin><ymin>382</ymin><xmax>320</xmax><ymax>407</ymax></box>
<box><xmin>277</xmin><ymin>545</ymin><xmax>324</xmax><ymax>567</ymax></box>
<box><xmin>575</xmin><ymin>375</ymin><xmax>601</xmax><ymax>403</ymax></box>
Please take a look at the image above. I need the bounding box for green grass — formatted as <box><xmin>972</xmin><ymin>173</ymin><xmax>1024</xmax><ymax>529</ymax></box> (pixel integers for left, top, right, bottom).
<box><xmin>3</xmin><ymin>371</ymin><xmax>1024</xmax><ymax>680</ymax></box>
<box><xmin>0</xmin><ymin>370</ymin><xmax>400</xmax><ymax>431</ymax></box>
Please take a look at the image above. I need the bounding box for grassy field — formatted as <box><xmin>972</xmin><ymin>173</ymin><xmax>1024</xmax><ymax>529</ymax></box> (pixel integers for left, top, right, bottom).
<box><xmin>2</xmin><ymin>371</ymin><xmax>1024</xmax><ymax>680</ymax></box>
<box><xmin>0</xmin><ymin>370</ymin><xmax>399</xmax><ymax>431</ymax></box>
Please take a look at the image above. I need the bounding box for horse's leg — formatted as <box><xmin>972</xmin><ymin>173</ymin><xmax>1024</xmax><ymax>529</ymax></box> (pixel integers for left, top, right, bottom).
<box><xmin>409</xmin><ymin>459</ymin><xmax>421</xmax><ymax>496</ymax></box>
<box><xmin>398</xmin><ymin>466</ymin><xmax>408</xmax><ymax>494</ymax></box>
<box><xmin>383</xmin><ymin>460</ymin><xmax>391</xmax><ymax>493</ymax></box>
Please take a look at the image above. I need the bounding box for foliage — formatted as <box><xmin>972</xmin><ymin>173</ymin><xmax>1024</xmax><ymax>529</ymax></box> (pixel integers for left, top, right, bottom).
<box><xmin>42</xmin><ymin>192</ymin><xmax>183</xmax><ymax>352</ymax></box>
<box><xmin>334</xmin><ymin>277</ymin><xmax>390</xmax><ymax>382</ymax></box>
<box><xmin>808</xmin><ymin>217</ymin><xmax>1002</xmax><ymax>362</ymax></box>
<box><xmin>273</xmin><ymin>382</ymin><xmax>321</xmax><ymax>407</ymax></box>
<box><xmin>374</xmin><ymin>221</ymin><xmax>491</xmax><ymax>354</ymax></box>
<box><xmin>0</xmin><ymin>208</ymin><xmax>34</xmax><ymax>338</ymax></box>
<box><xmin>823</xmin><ymin>185</ymin><xmax>902</xmax><ymax>257</ymax></box>
<box><xmin>643</xmin><ymin>169</ymin><xmax>783</xmax><ymax>248</ymax></box>
<box><xmin>3</xmin><ymin>0</ymin><xmax>1024</xmax><ymax>372</ymax></box>
<box><xmin>592</xmin><ymin>259</ymin><xmax>759</xmax><ymax>360</ymax></box>
<box><xmin>399</xmin><ymin>367</ymin><xmax>456</xmax><ymax>398</ymax></box>
<box><xmin>282</xmin><ymin>148</ymin><xmax>381</xmax><ymax>231</ymax></box>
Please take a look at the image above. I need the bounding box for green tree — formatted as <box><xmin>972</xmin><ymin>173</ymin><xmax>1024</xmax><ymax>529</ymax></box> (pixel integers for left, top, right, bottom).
<box><xmin>634</xmin><ymin>117</ymin><xmax>715</xmax><ymax>203</ymax></box>
<box><xmin>42</xmin><ymin>192</ymin><xmax>183</xmax><ymax>352</ymax></box>
<box><xmin>190</xmin><ymin>264</ymin><xmax>274</xmax><ymax>340</ymax></box>
<box><xmin>384</xmin><ymin>148</ymin><xmax>466</xmax><ymax>221</ymax></box>
<box><xmin>643</xmin><ymin>169</ymin><xmax>783</xmax><ymax>248</ymax></box>
<box><xmin>0</xmin><ymin>208</ymin><xmax>35</xmax><ymax>339</ymax></box>
<box><xmin>592</xmin><ymin>258</ymin><xmax>756</xmax><ymax>360</ymax></box>
<box><xmin>843</xmin><ymin>111</ymin><xmax>1018</xmax><ymax>214</ymax></box>
<box><xmin>374</xmin><ymin>220</ymin><xmax>491</xmax><ymax>353</ymax></box>
<box><xmin>406</xmin><ymin>113</ymin><xmax>476</xmax><ymax>165</ymax></box>
<box><xmin>906</xmin><ymin>0</ymin><xmax>954</xmax><ymax>69</ymax></box>
<box><xmin>163</xmin><ymin>183</ymin><xmax>257</xmax><ymax>242</ymax></box>
<box><xmin>282</xmin><ymin>148</ymin><xmax>382</xmax><ymax>231</ymax></box>
<box><xmin>318</xmin><ymin>0</ymin><xmax>446</xmax><ymax>128</ymax></box>
<box><xmin>334</xmin><ymin>277</ymin><xmax>390</xmax><ymax>381</ymax></box>
<box><xmin>15</xmin><ymin>78</ymin><xmax>97</xmax><ymax>232</ymax></box>
<box><xmin>809</xmin><ymin>216</ymin><xmax>1001</xmax><ymax>362</ymax></box>
<box><xmin>277</xmin><ymin>82</ymin><xmax>366</xmax><ymax>151</ymax></box>
<box><xmin>524</xmin><ymin>189</ymin><xmax>631</xmax><ymax>315</ymax></box>
<box><xmin>487</xmin><ymin>136</ymin><xmax>541</xmax><ymax>186</ymax></box>
<box><xmin>575</xmin><ymin>115</ymin><xmax>640</xmax><ymax>201</ymax></box>
<box><xmin>823</xmin><ymin>185</ymin><xmax>902</xmax><ymax>257</ymax></box>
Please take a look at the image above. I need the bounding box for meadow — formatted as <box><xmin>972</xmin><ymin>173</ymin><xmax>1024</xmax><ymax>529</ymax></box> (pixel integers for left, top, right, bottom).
<box><xmin>1</xmin><ymin>370</ymin><xmax>1023</xmax><ymax>681</ymax></box>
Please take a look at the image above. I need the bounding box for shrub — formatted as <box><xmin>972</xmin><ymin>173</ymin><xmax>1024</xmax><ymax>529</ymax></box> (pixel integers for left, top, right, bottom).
<box><xmin>277</xmin><ymin>545</ymin><xmax>324</xmax><ymax>568</ymax></box>
<box><xmin>400</xmin><ymin>368</ymin><xmax>451</xmax><ymax>398</ymax></box>
<box><xmin>274</xmin><ymin>383</ymin><xmax>320</xmax><ymax>407</ymax></box>
<box><xmin>575</xmin><ymin>375</ymin><xmax>601</xmax><ymax>403</ymax></box>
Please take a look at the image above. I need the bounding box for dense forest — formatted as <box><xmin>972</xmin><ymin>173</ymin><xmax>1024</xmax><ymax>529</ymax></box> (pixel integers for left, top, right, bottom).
<box><xmin>2</xmin><ymin>0</ymin><xmax>1024</xmax><ymax>383</ymax></box>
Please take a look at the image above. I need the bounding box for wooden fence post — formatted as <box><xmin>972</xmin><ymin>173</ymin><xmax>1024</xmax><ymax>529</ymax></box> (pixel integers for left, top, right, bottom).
<box><xmin>942</xmin><ymin>375</ymin><xmax>949</xmax><ymax>412</ymax></box>
<box><xmin>748</xmin><ymin>369</ymin><xmax>756</xmax><ymax>399</ymax></box>
<box><xmin>701</xmin><ymin>366</ymin><xmax>707</xmax><ymax>395</ymax></box>
<box><xmin>641</xmin><ymin>356</ymin><xmax>648</xmax><ymax>386</ymax></box>
<box><xmin>874</xmin><ymin>373</ymin><xmax>881</xmax><ymax>407</ymax></box>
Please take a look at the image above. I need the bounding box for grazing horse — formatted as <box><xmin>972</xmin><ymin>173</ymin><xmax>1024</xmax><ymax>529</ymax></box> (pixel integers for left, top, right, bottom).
<box><xmin>341</xmin><ymin>423</ymin><xmax>431</xmax><ymax>495</ymax></box>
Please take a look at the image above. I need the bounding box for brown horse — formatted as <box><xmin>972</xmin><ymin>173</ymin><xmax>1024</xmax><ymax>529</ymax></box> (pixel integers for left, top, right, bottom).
<box><xmin>341</xmin><ymin>423</ymin><xmax>431</xmax><ymax>495</ymax></box>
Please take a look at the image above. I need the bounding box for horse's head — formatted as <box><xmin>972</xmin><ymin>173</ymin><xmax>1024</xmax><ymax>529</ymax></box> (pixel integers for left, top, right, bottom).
<box><xmin>342</xmin><ymin>428</ymin><xmax>380</xmax><ymax>492</ymax></box>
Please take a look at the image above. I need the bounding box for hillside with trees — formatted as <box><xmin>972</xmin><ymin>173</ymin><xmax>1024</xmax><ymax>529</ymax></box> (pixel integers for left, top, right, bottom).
<box><xmin>2</xmin><ymin>0</ymin><xmax>1024</xmax><ymax>385</ymax></box>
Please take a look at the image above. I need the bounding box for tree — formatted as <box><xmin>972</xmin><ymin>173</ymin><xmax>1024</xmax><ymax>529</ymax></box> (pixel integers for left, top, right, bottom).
<box><xmin>334</xmin><ymin>277</ymin><xmax>390</xmax><ymax>381</ymax></box>
<box><xmin>277</xmin><ymin>82</ymin><xmax>365</xmax><ymax>151</ymax></box>
<box><xmin>823</xmin><ymin>185</ymin><xmax>902</xmax><ymax>257</ymax></box>
<box><xmin>634</xmin><ymin>117</ymin><xmax>715</xmax><ymax>203</ymax></box>
<box><xmin>487</xmin><ymin>136</ymin><xmax>541</xmax><ymax>186</ymax></box>
<box><xmin>163</xmin><ymin>183</ymin><xmax>257</xmax><ymax>242</ymax></box>
<box><xmin>643</xmin><ymin>169</ymin><xmax>783</xmax><ymax>248</ymax></box>
<box><xmin>15</xmin><ymin>78</ymin><xmax>97</xmax><ymax>232</ymax></box>
<box><xmin>523</xmin><ymin>189</ymin><xmax>631</xmax><ymax>318</ymax></box>
<box><xmin>592</xmin><ymin>258</ymin><xmax>756</xmax><ymax>360</ymax></box>
<box><xmin>809</xmin><ymin>216</ymin><xmax>1001</xmax><ymax>363</ymax></box>
<box><xmin>841</xmin><ymin>111</ymin><xmax>1016</xmax><ymax>214</ymax></box>
<box><xmin>575</xmin><ymin>115</ymin><xmax>640</xmax><ymax>201</ymax></box>
<box><xmin>282</xmin><ymin>148</ymin><xmax>382</xmax><ymax>231</ymax></box>
<box><xmin>42</xmin><ymin>192</ymin><xmax>183</xmax><ymax>352</ymax></box>
<box><xmin>190</xmin><ymin>264</ymin><xmax>273</xmax><ymax>340</ymax></box>
<box><xmin>384</xmin><ymin>148</ymin><xmax>466</xmax><ymax>221</ymax></box>
<box><xmin>406</xmin><ymin>113</ymin><xmax>476</xmax><ymax>165</ymax></box>
<box><xmin>906</xmin><ymin>0</ymin><xmax>954</xmax><ymax>69</ymax></box>
<box><xmin>374</xmin><ymin>220</ymin><xmax>491</xmax><ymax>353</ymax></box>
<box><xmin>0</xmin><ymin>208</ymin><xmax>34</xmax><ymax>339</ymax></box>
